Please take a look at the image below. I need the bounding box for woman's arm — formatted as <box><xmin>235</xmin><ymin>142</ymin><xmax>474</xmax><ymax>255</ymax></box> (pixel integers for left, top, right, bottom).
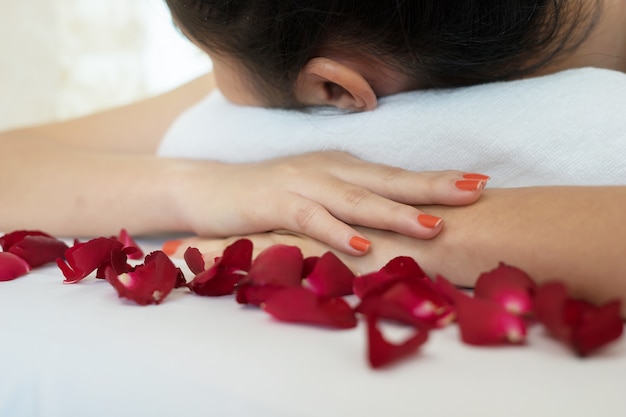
<box><xmin>409</xmin><ymin>186</ymin><xmax>626</xmax><ymax>308</ymax></box>
<box><xmin>15</xmin><ymin>73</ymin><xmax>216</xmax><ymax>153</ymax></box>
<box><xmin>171</xmin><ymin>186</ymin><xmax>626</xmax><ymax>315</ymax></box>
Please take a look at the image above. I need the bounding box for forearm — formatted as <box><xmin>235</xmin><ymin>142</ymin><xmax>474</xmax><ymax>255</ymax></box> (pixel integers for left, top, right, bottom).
<box><xmin>416</xmin><ymin>187</ymin><xmax>626</xmax><ymax>308</ymax></box>
<box><xmin>0</xmin><ymin>131</ymin><xmax>201</xmax><ymax>236</ymax></box>
<box><xmin>18</xmin><ymin>73</ymin><xmax>215</xmax><ymax>153</ymax></box>
<box><xmin>0</xmin><ymin>74</ymin><xmax>218</xmax><ymax>236</ymax></box>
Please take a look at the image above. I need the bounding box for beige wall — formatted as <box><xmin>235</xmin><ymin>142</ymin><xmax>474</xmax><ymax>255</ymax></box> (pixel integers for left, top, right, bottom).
<box><xmin>0</xmin><ymin>0</ymin><xmax>211</xmax><ymax>130</ymax></box>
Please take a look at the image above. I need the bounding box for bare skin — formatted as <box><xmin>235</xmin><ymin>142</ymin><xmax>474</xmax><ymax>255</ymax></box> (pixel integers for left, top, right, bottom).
<box><xmin>535</xmin><ymin>0</ymin><xmax>626</xmax><ymax>75</ymax></box>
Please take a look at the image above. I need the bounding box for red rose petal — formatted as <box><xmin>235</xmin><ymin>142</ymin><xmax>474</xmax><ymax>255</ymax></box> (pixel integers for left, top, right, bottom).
<box><xmin>236</xmin><ymin>245</ymin><xmax>313</xmax><ymax>304</ymax></box>
<box><xmin>356</xmin><ymin>296</ymin><xmax>426</xmax><ymax>327</ymax></box>
<box><xmin>174</xmin><ymin>268</ymin><xmax>188</xmax><ymax>289</ymax></box>
<box><xmin>95</xmin><ymin>247</ymin><xmax>138</xmax><ymax>280</ymax></box>
<box><xmin>353</xmin><ymin>270</ymin><xmax>395</xmax><ymax>299</ymax></box>
<box><xmin>357</xmin><ymin>278</ymin><xmax>455</xmax><ymax>328</ymax></box>
<box><xmin>535</xmin><ymin>282</ymin><xmax>623</xmax><ymax>356</ymax></box>
<box><xmin>236</xmin><ymin>282</ymin><xmax>285</xmax><ymax>306</ymax></box>
<box><xmin>215</xmin><ymin>239</ymin><xmax>253</xmax><ymax>273</ymax></box>
<box><xmin>102</xmin><ymin>247</ymin><xmax>134</xmax><ymax>278</ymax></box>
<box><xmin>189</xmin><ymin>268</ymin><xmax>244</xmax><ymax>296</ymax></box>
<box><xmin>302</xmin><ymin>256</ymin><xmax>320</xmax><ymax>278</ymax></box>
<box><xmin>433</xmin><ymin>275</ymin><xmax>466</xmax><ymax>305</ymax></box>
<box><xmin>116</xmin><ymin>229</ymin><xmax>144</xmax><ymax>260</ymax></box>
<box><xmin>474</xmin><ymin>263</ymin><xmax>536</xmax><ymax>315</ymax></box>
<box><xmin>184</xmin><ymin>246</ymin><xmax>206</xmax><ymax>275</ymax></box>
<box><xmin>247</xmin><ymin>244</ymin><xmax>303</xmax><ymax>287</ymax></box>
<box><xmin>354</xmin><ymin>257</ymin><xmax>428</xmax><ymax>299</ymax></box>
<box><xmin>0</xmin><ymin>252</ymin><xmax>32</xmax><ymax>281</ymax></box>
<box><xmin>0</xmin><ymin>230</ymin><xmax>52</xmax><ymax>251</ymax></box>
<box><xmin>1</xmin><ymin>230</ymin><xmax>69</xmax><ymax>268</ymax></box>
<box><xmin>263</xmin><ymin>287</ymin><xmax>357</xmax><ymax>329</ymax></box>
<box><xmin>7</xmin><ymin>235</ymin><xmax>69</xmax><ymax>268</ymax></box>
<box><xmin>456</xmin><ymin>293</ymin><xmax>527</xmax><ymax>345</ymax></box>
<box><xmin>188</xmin><ymin>239</ymin><xmax>253</xmax><ymax>297</ymax></box>
<box><xmin>366</xmin><ymin>315</ymin><xmax>429</xmax><ymax>369</ymax></box>
<box><xmin>384</xmin><ymin>281</ymin><xmax>456</xmax><ymax>328</ymax></box>
<box><xmin>534</xmin><ymin>282</ymin><xmax>571</xmax><ymax>340</ymax></box>
<box><xmin>304</xmin><ymin>252</ymin><xmax>355</xmax><ymax>297</ymax></box>
<box><xmin>57</xmin><ymin>237</ymin><xmax>124</xmax><ymax>284</ymax></box>
<box><xmin>105</xmin><ymin>251</ymin><xmax>178</xmax><ymax>305</ymax></box>
<box><xmin>380</xmin><ymin>256</ymin><xmax>428</xmax><ymax>281</ymax></box>
<box><xmin>573</xmin><ymin>300</ymin><xmax>624</xmax><ymax>356</ymax></box>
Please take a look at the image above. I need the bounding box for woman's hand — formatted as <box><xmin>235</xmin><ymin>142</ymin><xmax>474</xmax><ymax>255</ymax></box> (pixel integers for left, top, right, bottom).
<box><xmin>169</xmin><ymin>151</ymin><xmax>488</xmax><ymax>255</ymax></box>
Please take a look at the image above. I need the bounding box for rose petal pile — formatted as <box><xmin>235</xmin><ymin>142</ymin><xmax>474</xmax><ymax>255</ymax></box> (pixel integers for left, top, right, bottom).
<box><xmin>55</xmin><ymin>231</ymin><xmax>179</xmax><ymax>305</ymax></box>
<box><xmin>1</xmin><ymin>230</ymin><xmax>623</xmax><ymax>368</ymax></box>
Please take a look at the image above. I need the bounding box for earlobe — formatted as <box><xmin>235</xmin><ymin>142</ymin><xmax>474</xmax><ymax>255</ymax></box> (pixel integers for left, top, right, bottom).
<box><xmin>295</xmin><ymin>57</ymin><xmax>378</xmax><ymax>111</ymax></box>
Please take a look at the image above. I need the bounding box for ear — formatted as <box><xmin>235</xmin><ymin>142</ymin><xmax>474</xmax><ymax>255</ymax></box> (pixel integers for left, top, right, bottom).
<box><xmin>294</xmin><ymin>57</ymin><xmax>378</xmax><ymax>111</ymax></box>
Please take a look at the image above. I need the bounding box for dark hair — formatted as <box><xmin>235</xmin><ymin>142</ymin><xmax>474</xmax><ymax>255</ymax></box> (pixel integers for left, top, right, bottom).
<box><xmin>166</xmin><ymin>0</ymin><xmax>599</xmax><ymax>107</ymax></box>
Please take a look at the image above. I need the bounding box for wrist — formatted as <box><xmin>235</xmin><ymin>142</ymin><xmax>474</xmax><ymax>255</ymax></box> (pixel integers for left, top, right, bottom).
<box><xmin>159</xmin><ymin>157</ymin><xmax>225</xmax><ymax>235</ymax></box>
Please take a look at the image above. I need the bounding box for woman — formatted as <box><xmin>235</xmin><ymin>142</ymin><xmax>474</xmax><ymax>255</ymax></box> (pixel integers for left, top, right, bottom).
<box><xmin>1</xmin><ymin>0</ymin><xmax>625</xmax><ymax>312</ymax></box>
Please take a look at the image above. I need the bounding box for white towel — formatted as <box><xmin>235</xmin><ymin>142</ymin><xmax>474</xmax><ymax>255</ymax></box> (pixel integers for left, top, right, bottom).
<box><xmin>158</xmin><ymin>68</ymin><xmax>626</xmax><ymax>187</ymax></box>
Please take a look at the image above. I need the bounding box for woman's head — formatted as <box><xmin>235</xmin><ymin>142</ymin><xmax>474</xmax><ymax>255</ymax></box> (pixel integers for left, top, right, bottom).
<box><xmin>166</xmin><ymin>0</ymin><xmax>598</xmax><ymax>109</ymax></box>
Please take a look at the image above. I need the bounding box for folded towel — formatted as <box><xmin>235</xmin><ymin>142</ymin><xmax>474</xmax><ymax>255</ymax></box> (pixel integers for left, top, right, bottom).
<box><xmin>158</xmin><ymin>68</ymin><xmax>626</xmax><ymax>187</ymax></box>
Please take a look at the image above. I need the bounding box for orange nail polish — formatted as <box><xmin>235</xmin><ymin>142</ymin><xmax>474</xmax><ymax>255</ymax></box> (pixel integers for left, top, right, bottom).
<box><xmin>455</xmin><ymin>179</ymin><xmax>486</xmax><ymax>191</ymax></box>
<box><xmin>463</xmin><ymin>173</ymin><xmax>491</xmax><ymax>180</ymax></box>
<box><xmin>418</xmin><ymin>214</ymin><xmax>443</xmax><ymax>229</ymax></box>
<box><xmin>349</xmin><ymin>236</ymin><xmax>371</xmax><ymax>252</ymax></box>
<box><xmin>162</xmin><ymin>239</ymin><xmax>182</xmax><ymax>256</ymax></box>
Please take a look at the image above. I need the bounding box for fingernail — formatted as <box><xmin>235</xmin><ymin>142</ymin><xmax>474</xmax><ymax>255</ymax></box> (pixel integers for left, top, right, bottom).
<box><xmin>418</xmin><ymin>214</ymin><xmax>443</xmax><ymax>228</ymax></box>
<box><xmin>349</xmin><ymin>236</ymin><xmax>371</xmax><ymax>252</ymax></box>
<box><xmin>455</xmin><ymin>179</ymin><xmax>486</xmax><ymax>191</ymax></box>
<box><xmin>463</xmin><ymin>173</ymin><xmax>491</xmax><ymax>180</ymax></box>
<box><xmin>162</xmin><ymin>239</ymin><xmax>182</xmax><ymax>256</ymax></box>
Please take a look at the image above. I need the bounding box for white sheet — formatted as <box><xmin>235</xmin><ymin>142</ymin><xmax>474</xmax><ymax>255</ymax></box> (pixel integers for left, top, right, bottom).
<box><xmin>1</xmin><ymin>239</ymin><xmax>625</xmax><ymax>417</ymax></box>
<box><xmin>158</xmin><ymin>68</ymin><xmax>626</xmax><ymax>188</ymax></box>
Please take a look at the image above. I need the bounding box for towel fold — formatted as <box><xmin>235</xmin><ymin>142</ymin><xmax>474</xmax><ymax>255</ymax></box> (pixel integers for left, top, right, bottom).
<box><xmin>158</xmin><ymin>68</ymin><xmax>626</xmax><ymax>187</ymax></box>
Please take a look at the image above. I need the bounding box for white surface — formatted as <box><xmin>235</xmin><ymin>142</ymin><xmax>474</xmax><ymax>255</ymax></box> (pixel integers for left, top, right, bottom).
<box><xmin>159</xmin><ymin>67</ymin><xmax>626</xmax><ymax>188</ymax></box>
<box><xmin>1</xmin><ymin>240</ymin><xmax>625</xmax><ymax>417</ymax></box>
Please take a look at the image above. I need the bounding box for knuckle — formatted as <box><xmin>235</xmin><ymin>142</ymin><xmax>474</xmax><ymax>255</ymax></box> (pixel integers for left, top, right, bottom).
<box><xmin>273</xmin><ymin>162</ymin><xmax>300</xmax><ymax>178</ymax></box>
<box><xmin>344</xmin><ymin>187</ymin><xmax>371</xmax><ymax>207</ymax></box>
<box><xmin>292</xmin><ymin>202</ymin><xmax>322</xmax><ymax>231</ymax></box>
<box><xmin>441</xmin><ymin>169</ymin><xmax>463</xmax><ymax>178</ymax></box>
<box><xmin>325</xmin><ymin>150</ymin><xmax>350</xmax><ymax>159</ymax></box>
<box><xmin>321</xmin><ymin>150</ymin><xmax>355</xmax><ymax>163</ymax></box>
<box><xmin>377</xmin><ymin>165</ymin><xmax>405</xmax><ymax>182</ymax></box>
<box><xmin>426</xmin><ymin>176</ymin><xmax>439</xmax><ymax>196</ymax></box>
<box><xmin>378</xmin><ymin>204</ymin><xmax>408</xmax><ymax>229</ymax></box>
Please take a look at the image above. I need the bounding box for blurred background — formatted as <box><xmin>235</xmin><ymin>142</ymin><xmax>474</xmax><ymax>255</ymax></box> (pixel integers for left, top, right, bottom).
<box><xmin>0</xmin><ymin>0</ymin><xmax>212</xmax><ymax>131</ymax></box>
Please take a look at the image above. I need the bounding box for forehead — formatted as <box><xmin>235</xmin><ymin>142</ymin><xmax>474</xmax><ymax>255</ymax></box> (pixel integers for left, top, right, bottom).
<box><xmin>171</xmin><ymin>18</ymin><xmax>268</xmax><ymax>107</ymax></box>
